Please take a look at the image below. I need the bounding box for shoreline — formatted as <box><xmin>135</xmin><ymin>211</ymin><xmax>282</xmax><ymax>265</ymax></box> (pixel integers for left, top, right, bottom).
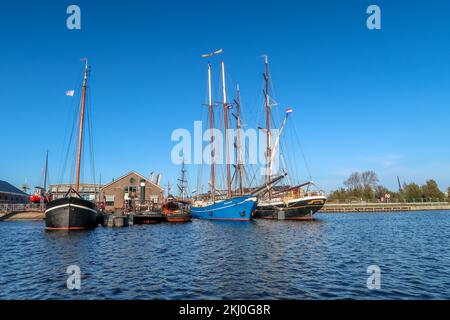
<box><xmin>1</xmin><ymin>204</ymin><xmax>450</xmax><ymax>222</ymax></box>
<box><xmin>319</xmin><ymin>202</ymin><xmax>450</xmax><ymax>213</ymax></box>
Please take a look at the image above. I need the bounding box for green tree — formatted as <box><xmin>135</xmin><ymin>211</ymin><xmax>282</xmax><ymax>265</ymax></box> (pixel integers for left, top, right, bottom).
<box><xmin>363</xmin><ymin>185</ymin><xmax>375</xmax><ymax>201</ymax></box>
<box><xmin>421</xmin><ymin>180</ymin><xmax>445</xmax><ymax>201</ymax></box>
<box><xmin>402</xmin><ymin>183</ymin><xmax>422</xmax><ymax>202</ymax></box>
<box><xmin>328</xmin><ymin>188</ymin><xmax>348</xmax><ymax>202</ymax></box>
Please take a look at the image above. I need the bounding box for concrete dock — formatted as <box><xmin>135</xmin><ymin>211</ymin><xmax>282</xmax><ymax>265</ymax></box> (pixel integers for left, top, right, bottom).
<box><xmin>0</xmin><ymin>211</ymin><xmax>45</xmax><ymax>221</ymax></box>
<box><xmin>319</xmin><ymin>202</ymin><xmax>450</xmax><ymax>213</ymax></box>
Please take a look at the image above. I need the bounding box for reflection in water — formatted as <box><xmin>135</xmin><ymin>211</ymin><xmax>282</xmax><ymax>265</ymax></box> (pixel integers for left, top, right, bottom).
<box><xmin>1</xmin><ymin>211</ymin><xmax>450</xmax><ymax>299</ymax></box>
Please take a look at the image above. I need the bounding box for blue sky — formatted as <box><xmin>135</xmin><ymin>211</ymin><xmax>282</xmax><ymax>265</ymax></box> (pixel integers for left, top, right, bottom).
<box><xmin>0</xmin><ymin>0</ymin><xmax>449</xmax><ymax>193</ymax></box>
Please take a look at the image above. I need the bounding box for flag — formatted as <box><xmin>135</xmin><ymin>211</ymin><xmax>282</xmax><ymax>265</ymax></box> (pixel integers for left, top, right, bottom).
<box><xmin>286</xmin><ymin>107</ymin><xmax>293</xmax><ymax>113</ymax></box>
<box><xmin>201</xmin><ymin>49</ymin><xmax>223</xmax><ymax>58</ymax></box>
<box><xmin>65</xmin><ymin>90</ymin><xmax>75</xmax><ymax>97</ymax></box>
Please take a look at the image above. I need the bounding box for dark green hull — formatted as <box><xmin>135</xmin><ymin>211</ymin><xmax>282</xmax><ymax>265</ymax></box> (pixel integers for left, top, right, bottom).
<box><xmin>254</xmin><ymin>196</ymin><xmax>326</xmax><ymax>220</ymax></box>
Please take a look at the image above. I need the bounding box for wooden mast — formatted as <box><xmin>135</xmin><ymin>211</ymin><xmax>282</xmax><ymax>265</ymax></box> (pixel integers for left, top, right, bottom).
<box><xmin>235</xmin><ymin>84</ymin><xmax>244</xmax><ymax>196</ymax></box>
<box><xmin>43</xmin><ymin>150</ymin><xmax>48</xmax><ymax>191</ymax></box>
<box><xmin>75</xmin><ymin>59</ymin><xmax>89</xmax><ymax>193</ymax></box>
<box><xmin>221</xmin><ymin>61</ymin><xmax>232</xmax><ymax>198</ymax></box>
<box><xmin>208</xmin><ymin>63</ymin><xmax>215</xmax><ymax>202</ymax></box>
<box><xmin>264</xmin><ymin>55</ymin><xmax>272</xmax><ymax>198</ymax></box>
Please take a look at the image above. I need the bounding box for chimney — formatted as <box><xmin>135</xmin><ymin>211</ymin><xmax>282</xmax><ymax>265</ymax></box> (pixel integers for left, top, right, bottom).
<box><xmin>155</xmin><ymin>174</ymin><xmax>162</xmax><ymax>186</ymax></box>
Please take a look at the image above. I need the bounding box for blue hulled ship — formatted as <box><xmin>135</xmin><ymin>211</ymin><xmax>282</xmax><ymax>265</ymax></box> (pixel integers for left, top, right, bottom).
<box><xmin>191</xmin><ymin>195</ymin><xmax>257</xmax><ymax>221</ymax></box>
<box><xmin>191</xmin><ymin>53</ymin><xmax>286</xmax><ymax>221</ymax></box>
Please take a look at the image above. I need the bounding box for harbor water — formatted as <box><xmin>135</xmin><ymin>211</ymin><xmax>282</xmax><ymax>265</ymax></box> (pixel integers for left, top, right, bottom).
<box><xmin>1</xmin><ymin>211</ymin><xmax>449</xmax><ymax>299</ymax></box>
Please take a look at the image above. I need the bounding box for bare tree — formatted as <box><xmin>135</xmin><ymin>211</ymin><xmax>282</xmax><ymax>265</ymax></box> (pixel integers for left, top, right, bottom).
<box><xmin>344</xmin><ymin>172</ymin><xmax>361</xmax><ymax>191</ymax></box>
<box><xmin>361</xmin><ymin>170</ymin><xmax>379</xmax><ymax>189</ymax></box>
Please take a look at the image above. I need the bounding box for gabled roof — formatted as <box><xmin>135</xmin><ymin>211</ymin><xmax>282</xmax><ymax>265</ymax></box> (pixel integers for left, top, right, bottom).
<box><xmin>0</xmin><ymin>180</ymin><xmax>28</xmax><ymax>196</ymax></box>
<box><xmin>100</xmin><ymin>171</ymin><xmax>163</xmax><ymax>191</ymax></box>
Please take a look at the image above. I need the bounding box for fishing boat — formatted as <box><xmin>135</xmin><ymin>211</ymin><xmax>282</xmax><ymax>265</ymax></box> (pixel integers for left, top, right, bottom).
<box><xmin>30</xmin><ymin>151</ymin><xmax>52</xmax><ymax>204</ymax></box>
<box><xmin>45</xmin><ymin>60</ymin><xmax>98</xmax><ymax>230</ymax></box>
<box><xmin>253</xmin><ymin>55</ymin><xmax>327</xmax><ymax>220</ymax></box>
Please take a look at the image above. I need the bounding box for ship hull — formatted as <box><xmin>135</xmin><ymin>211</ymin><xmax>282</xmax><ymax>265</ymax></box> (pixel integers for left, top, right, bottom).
<box><xmin>191</xmin><ymin>195</ymin><xmax>257</xmax><ymax>221</ymax></box>
<box><xmin>254</xmin><ymin>196</ymin><xmax>326</xmax><ymax>220</ymax></box>
<box><xmin>45</xmin><ymin>197</ymin><xmax>98</xmax><ymax>230</ymax></box>
<box><xmin>133</xmin><ymin>213</ymin><xmax>164</xmax><ymax>224</ymax></box>
<box><xmin>163</xmin><ymin>212</ymin><xmax>191</xmax><ymax>223</ymax></box>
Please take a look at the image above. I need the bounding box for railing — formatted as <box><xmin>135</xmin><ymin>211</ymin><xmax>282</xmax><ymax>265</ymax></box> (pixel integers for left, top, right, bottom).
<box><xmin>326</xmin><ymin>199</ymin><xmax>449</xmax><ymax>204</ymax></box>
<box><xmin>0</xmin><ymin>203</ymin><xmax>45</xmax><ymax>213</ymax></box>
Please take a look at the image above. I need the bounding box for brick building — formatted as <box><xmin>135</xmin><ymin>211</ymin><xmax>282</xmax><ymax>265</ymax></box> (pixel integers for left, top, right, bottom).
<box><xmin>100</xmin><ymin>171</ymin><xmax>164</xmax><ymax>212</ymax></box>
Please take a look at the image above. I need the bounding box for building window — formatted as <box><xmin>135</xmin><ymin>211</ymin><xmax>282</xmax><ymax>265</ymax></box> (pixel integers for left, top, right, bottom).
<box><xmin>105</xmin><ymin>195</ymin><xmax>115</xmax><ymax>206</ymax></box>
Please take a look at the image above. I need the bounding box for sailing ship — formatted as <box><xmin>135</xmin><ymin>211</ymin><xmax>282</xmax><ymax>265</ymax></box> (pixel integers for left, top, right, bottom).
<box><xmin>162</xmin><ymin>160</ymin><xmax>191</xmax><ymax>222</ymax></box>
<box><xmin>190</xmin><ymin>56</ymin><xmax>258</xmax><ymax>221</ymax></box>
<box><xmin>191</xmin><ymin>54</ymin><xmax>285</xmax><ymax>221</ymax></box>
<box><xmin>45</xmin><ymin>60</ymin><xmax>98</xmax><ymax>230</ymax></box>
<box><xmin>253</xmin><ymin>56</ymin><xmax>327</xmax><ymax>220</ymax></box>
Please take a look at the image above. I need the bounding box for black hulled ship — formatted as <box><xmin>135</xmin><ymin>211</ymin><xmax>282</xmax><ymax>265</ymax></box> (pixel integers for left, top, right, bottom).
<box><xmin>254</xmin><ymin>183</ymin><xmax>326</xmax><ymax>220</ymax></box>
<box><xmin>45</xmin><ymin>190</ymin><xmax>98</xmax><ymax>230</ymax></box>
<box><xmin>254</xmin><ymin>56</ymin><xmax>326</xmax><ymax>220</ymax></box>
<box><xmin>45</xmin><ymin>60</ymin><xmax>98</xmax><ymax>230</ymax></box>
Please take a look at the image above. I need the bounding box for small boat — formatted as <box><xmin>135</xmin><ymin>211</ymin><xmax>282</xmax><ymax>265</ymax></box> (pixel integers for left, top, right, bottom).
<box><xmin>45</xmin><ymin>60</ymin><xmax>98</xmax><ymax>231</ymax></box>
<box><xmin>162</xmin><ymin>196</ymin><xmax>191</xmax><ymax>222</ymax></box>
<box><xmin>133</xmin><ymin>212</ymin><xmax>164</xmax><ymax>224</ymax></box>
<box><xmin>162</xmin><ymin>161</ymin><xmax>191</xmax><ymax>222</ymax></box>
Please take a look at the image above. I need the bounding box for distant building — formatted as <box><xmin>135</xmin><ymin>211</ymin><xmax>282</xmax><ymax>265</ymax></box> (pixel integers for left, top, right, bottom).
<box><xmin>100</xmin><ymin>171</ymin><xmax>164</xmax><ymax>212</ymax></box>
<box><xmin>49</xmin><ymin>183</ymin><xmax>101</xmax><ymax>201</ymax></box>
<box><xmin>0</xmin><ymin>180</ymin><xmax>29</xmax><ymax>203</ymax></box>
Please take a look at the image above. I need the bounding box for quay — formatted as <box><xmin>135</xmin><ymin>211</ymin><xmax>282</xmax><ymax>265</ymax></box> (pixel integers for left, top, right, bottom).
<box><xmin>0</xmin><ymin>204</ymin><xmax>44</xmax><ymax>221</ymax></box>
<box><xmin>320</xmin><ymin>202</ymin><xmax>450</xmax><ymax>213</ymax></box>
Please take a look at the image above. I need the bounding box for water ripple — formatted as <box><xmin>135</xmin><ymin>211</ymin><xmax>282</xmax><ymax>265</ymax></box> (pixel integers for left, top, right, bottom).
<box><xmin>0</xmin><ymin>211</ymin><xmax>449</xmax><ymax>299</ymax></box>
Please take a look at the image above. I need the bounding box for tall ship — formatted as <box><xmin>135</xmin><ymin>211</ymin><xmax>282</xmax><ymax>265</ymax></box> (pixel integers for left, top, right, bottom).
<box><xmin>191</xmin><ymin>51</ymin><xmax>285</xmax><ymax>221</ymax></box>
<box><xmin>45</xmin><ymin>60</ymin><xmax>98</xmax><ymax>230</ymax></box>
<box><xmin>253</xmin><ymin>56</ymin><xmax>327</xmax><ymax>220</ymax></box>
